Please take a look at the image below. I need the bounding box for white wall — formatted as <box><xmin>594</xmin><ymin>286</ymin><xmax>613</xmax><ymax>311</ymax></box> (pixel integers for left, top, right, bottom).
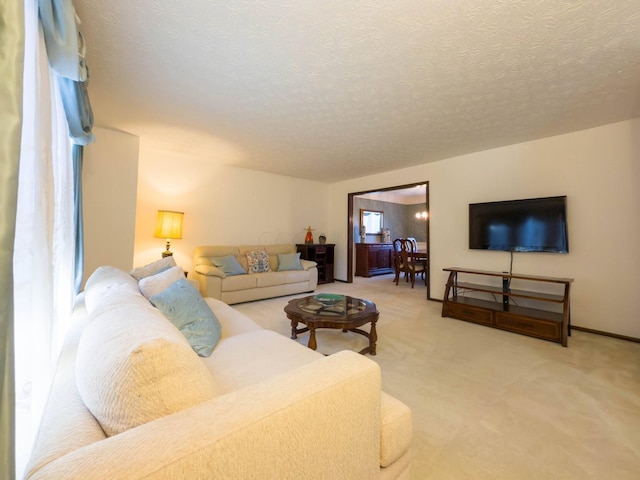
<box><xmin>329</xmin><ymin>119</ymin><xmax>640</xmax><ymax>338</ymax></box>
<box><xmin>84</xmin><ymin>120</ymin><xmax>639</xmax><ymax>338</ymax></box>
<box><xmin>82</xmin><ymin>127</ymin><xmax>140</xmax><ymax>284</ymax></box>
<box><xmin>132</xmin><ymin>142</ymin><xmax>331</xmax><ymax>273</ymax></box>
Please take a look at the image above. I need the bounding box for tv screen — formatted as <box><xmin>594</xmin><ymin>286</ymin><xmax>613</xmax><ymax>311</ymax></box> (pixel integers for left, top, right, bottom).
<box><xmin>469</xmin><ymin>196</ymin><xmax>568</xmax><ymax>253</ymax></box>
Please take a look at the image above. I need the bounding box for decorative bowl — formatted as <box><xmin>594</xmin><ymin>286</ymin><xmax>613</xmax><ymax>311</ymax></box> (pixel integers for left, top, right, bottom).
<box><xmin>314</xmin><ymin>293</ymin><xmax>345</xmax><ymax>306</ymax></box>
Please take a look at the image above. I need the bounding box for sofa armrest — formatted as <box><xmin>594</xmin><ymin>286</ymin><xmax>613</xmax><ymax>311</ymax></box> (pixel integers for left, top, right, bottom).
<box><xmin>27</xmin><ymin>351</ymin><xmax>382</xmax><ymax>480</ymax></box>
<box><xmin>194</xmin><ymin>265</ymin><xmax>225</xmax><ymax>278</ymax></box>
<box><xmin>300</xmin><ymin>259</ymin><xmax>317</xmax><ymax>270</ymax></box>
<box><xmin>192</xmin><ymin>269</ymin><xmax>223</xmax><ymax>299</ymax></box>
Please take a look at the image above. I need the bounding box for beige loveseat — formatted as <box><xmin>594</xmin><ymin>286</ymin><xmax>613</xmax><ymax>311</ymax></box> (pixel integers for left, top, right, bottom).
<box><xmin>192</xmin><ymin>244</ymin><xmax>318</xmax><ymax>304</ymax></box>
<box><xmin>25</xmin><ymin>264</ymin><xmax>412</xmax><ymax>479</ymax></box>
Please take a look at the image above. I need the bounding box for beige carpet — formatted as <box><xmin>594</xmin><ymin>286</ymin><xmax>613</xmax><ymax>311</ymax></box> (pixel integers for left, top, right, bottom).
<box><xmin>233</xmin><ymin>274</ymin><xmax>640</xmax><ymax>480</ymax></box>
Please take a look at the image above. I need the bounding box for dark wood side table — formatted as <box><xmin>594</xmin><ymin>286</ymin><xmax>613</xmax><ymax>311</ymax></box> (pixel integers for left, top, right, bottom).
<box><xmin>296</xmin><ymin>243</ymin><xmax>335</xmax><ymax>284</ymax></box>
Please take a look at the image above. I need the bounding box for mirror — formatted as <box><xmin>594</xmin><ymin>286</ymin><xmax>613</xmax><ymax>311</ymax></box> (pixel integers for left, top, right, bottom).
<box><xmin>360</xmin><ymin>209</ymin><xmax>384</xmax><ymax>234</ymax></box>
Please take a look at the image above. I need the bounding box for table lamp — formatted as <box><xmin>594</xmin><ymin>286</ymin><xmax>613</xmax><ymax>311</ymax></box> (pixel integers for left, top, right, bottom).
<box><xmin>154</xmin><ymin>210</ymin><xmax>183</xmax><ymax>257</ymax></box>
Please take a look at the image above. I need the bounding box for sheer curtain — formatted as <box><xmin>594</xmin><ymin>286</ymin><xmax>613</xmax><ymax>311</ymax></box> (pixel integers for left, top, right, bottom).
<box><xmin>13</xmin><ymin>1</ymin><xmax>75</xmax><ymax>476</ymax></box>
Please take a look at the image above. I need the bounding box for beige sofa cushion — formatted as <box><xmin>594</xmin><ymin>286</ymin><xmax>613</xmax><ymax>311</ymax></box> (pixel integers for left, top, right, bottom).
<box><xmin>284</xmin><ymin>269</ymin><xmax>311</xmax><ymax>284</ymax></box>
<box><xmin>76</xmin><ymin>304</ymin><xmax>219</xmax><ymax>436</ymax></box>
<box><xmin>221</xmin><ymin>274</ymin><xmax>257</xmax><ymax>292</ymax></box>
<box><xmin>194</xmin><ymin>264</ymin><xmax>225</xmax><ymax>278</ymax></box>
<box><xmin>256</xmin><ymin>271</ymin><xmax>286</xmax><ymax>288</ymax></box>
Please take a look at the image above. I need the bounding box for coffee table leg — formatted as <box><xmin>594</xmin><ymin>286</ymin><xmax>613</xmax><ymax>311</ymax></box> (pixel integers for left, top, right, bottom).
<box><xmin>369</xmin><ymin>320</ymin><xmax>377</xmax><ymax>355</ymax></box>
<box><xmin>290</xmin><ymin>319</ymin><xmax>298</xmax><ymax>339</ymax></box>
<box><xmin>308</xmin><ymin>327</ymin><xmax>317</xmax><ymax>350</ymax></box>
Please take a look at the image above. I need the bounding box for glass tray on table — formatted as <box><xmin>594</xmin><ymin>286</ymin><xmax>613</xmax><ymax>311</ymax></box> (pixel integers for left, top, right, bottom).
<box><xmin>298</xmin><ymin>294</ymin><xmax>366</xmax><ymax>316</ymax></box>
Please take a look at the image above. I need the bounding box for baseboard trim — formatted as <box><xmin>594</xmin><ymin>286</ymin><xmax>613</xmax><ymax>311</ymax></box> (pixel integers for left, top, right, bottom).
<box><xmin>572</xmin><ymin>325</ymin><xmax>640</xmax><ymax>343</ymax></box>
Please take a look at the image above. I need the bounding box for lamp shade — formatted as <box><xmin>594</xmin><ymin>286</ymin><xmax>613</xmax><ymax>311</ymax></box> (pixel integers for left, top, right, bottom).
<box><xmin>154</xmin><ymin>210</ymin><xmax>184</xmax><ymax>239</ymax></box>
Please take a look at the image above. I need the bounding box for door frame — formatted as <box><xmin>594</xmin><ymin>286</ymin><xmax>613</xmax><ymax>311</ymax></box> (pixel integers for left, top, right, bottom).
<box><xmin>347</xmin><ymin>181</ymin><xmax>432</xmax><ymax>300</ymax></box>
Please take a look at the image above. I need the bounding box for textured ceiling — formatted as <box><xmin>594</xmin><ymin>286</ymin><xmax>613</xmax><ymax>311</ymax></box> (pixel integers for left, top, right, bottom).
<box><xmin>74</xmin><ymin>0</ymin><xmax>640</xmax><ymax>183</ymax></box>
<box><xmin>359</xmin><ymin>184</ymin><xmax>427</xmax><ymax>205</ymax></box>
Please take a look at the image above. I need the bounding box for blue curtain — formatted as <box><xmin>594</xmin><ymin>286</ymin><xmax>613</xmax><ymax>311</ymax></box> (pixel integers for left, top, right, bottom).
<box><xmin>57</xmin><ymin>72</ymin><xmax>95</xmax><ymax>145</ymax></box>
<box><xmin>39</xmin><ymin>0</ymin><xmax>94</xmax><ymax>289</ymax></box>
<box><xmin>73</xmin><ymin>145</ymin><xmax>84</xmax><ymax>293</ymax></box>
<box><xmin>38</xmin><ymin>0</ymin><xmax>87</xmax><ymax>81</ymax></box>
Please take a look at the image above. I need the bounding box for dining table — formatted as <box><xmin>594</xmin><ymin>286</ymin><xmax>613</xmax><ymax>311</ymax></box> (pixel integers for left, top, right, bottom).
<box><xmin>410</xmin><ymin>249</ymin><xmax>428</xmax><ymax>261</ymax></box>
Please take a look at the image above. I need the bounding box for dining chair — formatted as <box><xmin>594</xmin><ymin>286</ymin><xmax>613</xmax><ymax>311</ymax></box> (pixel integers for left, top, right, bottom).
<box><xmin>406</xmin><ymin>237</ymin><xmax>426</xmax><ymax>280</ymax></box>
<box><xmin>392</xmin><ymin>238</ymin><xmax>426</xmax><ymax>288</ymax></box>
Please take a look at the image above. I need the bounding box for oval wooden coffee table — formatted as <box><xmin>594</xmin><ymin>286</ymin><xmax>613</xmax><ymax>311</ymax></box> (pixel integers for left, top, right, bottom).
<box><xmin>284</xmin><ymin>294</ymin><xmax>379</xmax><ymax>355</ymax></box>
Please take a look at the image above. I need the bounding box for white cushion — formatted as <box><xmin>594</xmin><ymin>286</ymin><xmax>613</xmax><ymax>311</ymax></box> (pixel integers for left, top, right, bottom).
<box><xmin>130</xmin><ymin>256</ymin><xmax>177</xmax><ymax>280</ymax></box>
<box><xmin>89</xmin><ymin>283</ymin><xmax>152</xmax><ymax>318</ymax></box>
<box><xmin>380</xmin><ymin>392</ymin><xmax>413</xmax><ymax>467</ymax></box>
<box><xmin>84</xmin><ymin>266</ymin><xmax>139</xmax><ymax>314</ymax></box>
<box><xmin>138</xmin><ymin>265</ymin><xmax>184</xmax><ymax>299</ymax></box>
<box><xmin>201</xmin><ymin>330</ymin><xmax>322</xmax><ymax>393</ymax></box>
<box><xmin>76</xmin><ymin>305</ymin><xmax>219</xmax><ymax>436</ymax></box>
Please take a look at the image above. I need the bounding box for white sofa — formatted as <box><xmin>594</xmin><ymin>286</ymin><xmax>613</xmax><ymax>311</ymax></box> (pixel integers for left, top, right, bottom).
<box><xmin>25</xmin><ymin>264</ymin><xmax>412</xmax><ymax>479</ymax></box>
<box><xmin>192</xmin><ymin>244</ymin><xmax>318</xmax><ymax>304</ymax></box>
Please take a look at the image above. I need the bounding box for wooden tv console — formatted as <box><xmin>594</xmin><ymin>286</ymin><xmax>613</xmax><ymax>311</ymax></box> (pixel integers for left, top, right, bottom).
<box><xmin>442</xmin><ymin>267</ymin><xmax>573</xmax><ymax>346</ymax></box>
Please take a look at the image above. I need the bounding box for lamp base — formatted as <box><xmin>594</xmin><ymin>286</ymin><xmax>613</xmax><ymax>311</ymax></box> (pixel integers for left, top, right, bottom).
<box><xmin>161</xmin><ymin>239</ymin><xmax>173</xmax><ymax>258</ymax></box>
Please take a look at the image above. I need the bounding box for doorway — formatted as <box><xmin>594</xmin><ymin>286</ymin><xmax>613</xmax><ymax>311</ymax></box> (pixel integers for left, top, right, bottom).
<box><xmin>347</xmin><ymin>181</ymin><xmax>432</xmax><ymax>300</ymax></box>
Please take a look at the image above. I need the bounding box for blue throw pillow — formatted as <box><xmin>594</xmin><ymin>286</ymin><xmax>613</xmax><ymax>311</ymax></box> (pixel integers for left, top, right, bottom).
<box><xmin>277</xmin><ymin>252</ymin><xmax>303</xmax><ymax>271</ymax></box>
<box><xmin>149</xmin><ymin>278</ymin><xmax>221</xmax><ymax>357</ymax></box>
<box><xmin>211</xmin><ymin>255</ymin><xmax>246</xmax><ymax>276</ymax></box>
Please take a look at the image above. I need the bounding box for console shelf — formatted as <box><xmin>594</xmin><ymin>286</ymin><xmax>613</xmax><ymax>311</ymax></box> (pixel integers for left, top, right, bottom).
<box><xmin>442</xmin><ymin>267</ymin><xmax>573</xmax><ymax>346</ymax></box>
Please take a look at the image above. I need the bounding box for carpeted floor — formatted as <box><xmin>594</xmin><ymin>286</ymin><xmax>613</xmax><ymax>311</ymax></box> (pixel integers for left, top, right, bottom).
<box><xmin>233</xmin><ymin>274</ymin><xmax>640</xmax><ymax>479</ymax></box>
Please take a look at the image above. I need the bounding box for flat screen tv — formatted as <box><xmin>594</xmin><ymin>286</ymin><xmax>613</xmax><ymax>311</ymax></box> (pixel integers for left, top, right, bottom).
<box><xmin>469</xmin><ymin>196</ymin><xmax>568</xmax><ymax>253</ymax></box>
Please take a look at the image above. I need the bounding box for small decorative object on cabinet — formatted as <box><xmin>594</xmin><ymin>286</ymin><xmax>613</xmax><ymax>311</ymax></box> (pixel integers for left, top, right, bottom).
<box><xmin>355</xmin><ymin>243</ymin><xmax>395</xmax><ymax>277</ymax></box>
<box><xmin>304</xmin><ymin>226</ymin><xmax>314</xmax><ymax>244</ymax></box>
<box><xmin>442</xmin><ymin>267</ymin><xmax>573</xmax><ymax>346</ymax></box>
<box><xmin>296</xmin><ymin>243</ymin><xmax>334</xmax><ymax>284</ymax></box>
<box><xmin>318</xmin><ymin>234</ymin><xmax>327</xmax><ymax>244</ymax></box>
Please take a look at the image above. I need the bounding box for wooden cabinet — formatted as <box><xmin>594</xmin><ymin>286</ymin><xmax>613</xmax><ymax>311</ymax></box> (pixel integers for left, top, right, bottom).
<box><xmin>355</xmin><ymin>243</ymin><xmax>395</xmax><ymax>277</ymax></box>
<box><xmin>296</xmin><ymin>244</ymin><xmax>334</xmax><ymax>284</ymax></box>
<box><xmin>442</xmin><ymin>267</ymin><xmax>573</xmax><ymax>346</ymax></box>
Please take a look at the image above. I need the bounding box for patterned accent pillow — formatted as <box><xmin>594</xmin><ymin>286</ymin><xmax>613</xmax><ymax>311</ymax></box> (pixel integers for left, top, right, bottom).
<box><xmin>245</xmin><ymin>250</ymin><xmax>271</xmax><ymax>273</ymax></box>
